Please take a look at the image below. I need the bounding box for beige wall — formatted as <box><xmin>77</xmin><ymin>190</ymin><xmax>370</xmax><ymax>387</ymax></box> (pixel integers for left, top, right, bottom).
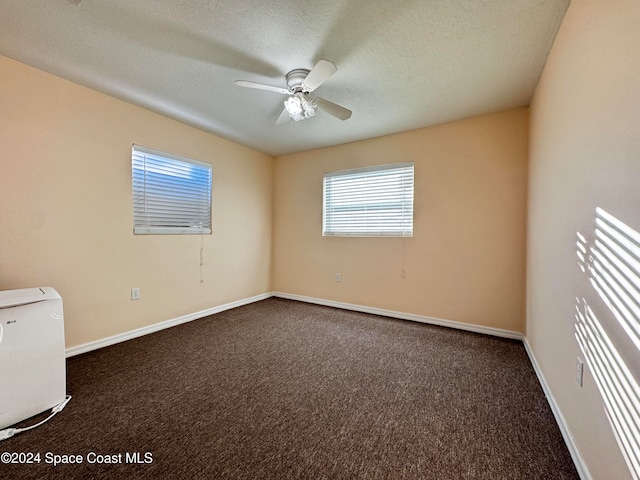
<box><xmin>0</xmin><ymin>56</ymin><xmax>273</xmax><ymax>348</ymax></box>
<box><xmin>527</xmin><ymin>0</ymin><xmax>640</xmax><ymax>478</ymax></box>
<box><xmin>273</xmin><ymin>109</ymin><xmax>528</xmax><ymax>333</ymax></box>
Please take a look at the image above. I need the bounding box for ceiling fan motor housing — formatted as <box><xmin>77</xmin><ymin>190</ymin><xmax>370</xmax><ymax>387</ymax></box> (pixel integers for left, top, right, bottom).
<box><xmin>286</xmin><ymin>69</ymin><xmax>311</xmax><ymax>93</ymax></box>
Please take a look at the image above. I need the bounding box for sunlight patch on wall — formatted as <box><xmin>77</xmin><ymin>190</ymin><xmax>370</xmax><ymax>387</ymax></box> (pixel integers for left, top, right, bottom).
<box><xmin>575</xmin><ymin>208</ymin><xmax>640</xmax><ymax>480</ymax></box>
<box><xmin>575</xmin><ymin>299</ymin><xmax>640</xmax><ymax>479</ymax></box>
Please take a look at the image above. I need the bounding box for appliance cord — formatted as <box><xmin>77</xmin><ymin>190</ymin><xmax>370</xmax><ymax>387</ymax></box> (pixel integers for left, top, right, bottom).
<box><xmin>0</xmin><ymin>395</ymin><xmax>72</xmax><ymax>441</ymax></box>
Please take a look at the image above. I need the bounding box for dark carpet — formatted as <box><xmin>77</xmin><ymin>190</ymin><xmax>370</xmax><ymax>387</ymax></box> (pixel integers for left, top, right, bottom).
<box><xmin>2</xmin><ymin>298</ymin><xmax>579</xmax><ymax>479</ymax></box>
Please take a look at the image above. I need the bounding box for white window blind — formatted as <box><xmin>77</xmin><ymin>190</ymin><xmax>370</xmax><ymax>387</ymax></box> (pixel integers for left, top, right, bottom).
<box><xmin>323</xmin><ymin>162</ymin><xmax>414</xmax><ymax>237</ymax></box>
<box><xmin>132</xmin><ymin>145</ymin><xmax>212</xmax><ymax>235</ymax></box>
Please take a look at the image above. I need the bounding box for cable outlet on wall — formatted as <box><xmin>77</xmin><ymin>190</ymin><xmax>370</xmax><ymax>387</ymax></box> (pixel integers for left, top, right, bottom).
<box><xmin>576</xmin><ymin>357</ymin><xmax>584</xmax><ymax>387</ymax></box>
<box><xmin>131</xmin><ymin>288</ymin><xmax>141</xmax><ymax>300</ymax></box>
<box><xmin>335</xmin><ymin>273</ymin><xmax>341</xmax><ymax>282</ymax></box>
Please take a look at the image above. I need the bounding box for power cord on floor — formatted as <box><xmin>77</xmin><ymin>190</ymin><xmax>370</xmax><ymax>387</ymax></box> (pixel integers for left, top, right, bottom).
<box><xmin>0</xmin><ymin>395</ymin><xmax>72</xmax><ymax>441</ymax></box>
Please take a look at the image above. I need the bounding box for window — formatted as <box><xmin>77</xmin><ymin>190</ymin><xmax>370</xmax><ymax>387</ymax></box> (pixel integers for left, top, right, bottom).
<box><xmin>323</xmin><ymin>162</ymin><xmax>414</xmax><ymax>237</ymax></box>
<box><xmin>132</xmin><ymin>145</ymin><xmax>212</xmax><ymax>235</ymax></box>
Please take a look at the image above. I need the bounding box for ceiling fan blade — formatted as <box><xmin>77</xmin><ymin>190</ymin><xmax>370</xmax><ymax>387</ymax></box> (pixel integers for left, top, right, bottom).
<box><xmin>276</xmin><ymin>108</ymin><xmax>291</xmax><ymax>125</ymax></box>
<box><xmin>302</xmin><ymin>59</ymin><xmax>337</xmax><ymax>92</ymax></box>
<box><xmin>234</xmin><ymin>80</ymin><xmax>290</xmax><ymax>95</ymax></box>
<box><xmin>316</xmin><ymin>97</ymin><xmax>352</xmax><ymax>121</ymax></box>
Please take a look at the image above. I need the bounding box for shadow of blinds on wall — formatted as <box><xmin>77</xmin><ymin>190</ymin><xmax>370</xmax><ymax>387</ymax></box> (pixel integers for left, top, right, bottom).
<box><xmin>576</xmin><ymin>207</ymin><xmax>640</xmax><ymax>480</ymax></box>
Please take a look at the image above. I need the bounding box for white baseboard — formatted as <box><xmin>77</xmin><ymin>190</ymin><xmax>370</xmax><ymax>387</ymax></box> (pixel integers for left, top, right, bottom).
<box><xmin>65</xmin><ymin>292</ymin><xmax>273</xmax><ymax>357</ymax></box>
<box><xmin>67</xmin><ymin>291</ymin><xmax>522</xmax><ymax>358</ymax></box>
<box><xmin>272</xmin><ymin>292</ymin><xmax>524</xmax><ymax>340</ymax></box>
<box><xmin>523</xmin><ymin>338</ymin><xmax>591</xmax><ymax>480</ymax></box>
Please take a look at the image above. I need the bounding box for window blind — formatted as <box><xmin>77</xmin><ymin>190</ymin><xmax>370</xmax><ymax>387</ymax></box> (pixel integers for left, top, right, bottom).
<box><xmin>132</xmin><ymin>145</ymin><xmax>212</xmax><ymax>235</ymax></box>
<box><xmin>323</xmin><ymin>162</ymin><xmax>414</xmax><ymax>237</ymax></box>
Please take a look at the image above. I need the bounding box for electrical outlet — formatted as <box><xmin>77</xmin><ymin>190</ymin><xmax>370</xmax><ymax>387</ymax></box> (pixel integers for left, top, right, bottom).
<box><xmin>131</xmin><ymin>288</ymin><xmax>141</xmax><ymax>300</ymax></box>
<box><xmin>335</xmin><ymin>273</ymin><xmax>341</xmax><ymax>282</ymax></box>
<box><xmin>576</xmin><ymin>357</ymin><xmax>584</xmax><ymax>387</ymax></box>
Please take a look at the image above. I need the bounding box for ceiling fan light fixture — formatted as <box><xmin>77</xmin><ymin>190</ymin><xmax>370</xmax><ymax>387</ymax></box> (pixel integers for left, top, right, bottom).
<box><xmin>284</xmin><ymin>95</ymin><xmax>303</xmax><ymax>115</ymax></box>
<box><xmin>284</xmin><ymin>93</ymin><xmax>318</xmax><ymax>122</ymax></box>
<box><xmin>305</xmin><ymin>104</ymin><xmax>316</xmax><ymax>117</ymax></box>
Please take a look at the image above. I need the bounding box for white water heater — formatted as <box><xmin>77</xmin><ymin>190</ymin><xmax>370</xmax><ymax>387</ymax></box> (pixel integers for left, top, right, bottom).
<box><xmin>0</xmin><ymin>287</ymin><xmax>66</xmax><ymax>430</ymax></box>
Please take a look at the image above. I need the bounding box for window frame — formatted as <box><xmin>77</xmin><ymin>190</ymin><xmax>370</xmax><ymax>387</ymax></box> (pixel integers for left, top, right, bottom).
<box><xmin>132</xmin><ymin>144</ymin><xmax>212</xmax><ymax>235</ymax></box>
<box><xmin>322</xmin><ymin>162</ymin><xmax>414</xmax><ymax>237</ymax></box>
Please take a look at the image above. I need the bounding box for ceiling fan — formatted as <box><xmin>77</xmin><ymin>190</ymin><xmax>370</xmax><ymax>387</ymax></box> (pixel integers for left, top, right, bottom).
<box><xmin>235</xmin><ymin>59</ymin><xmax>352</xmax><ymax>125</ymax></box>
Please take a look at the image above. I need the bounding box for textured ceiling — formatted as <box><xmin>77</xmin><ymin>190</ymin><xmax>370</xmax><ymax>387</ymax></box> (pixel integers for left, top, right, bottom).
<box><xmin>0</xmin><ymin>0</ymin><xmax>569</xmax><ymax>156</ymax></box>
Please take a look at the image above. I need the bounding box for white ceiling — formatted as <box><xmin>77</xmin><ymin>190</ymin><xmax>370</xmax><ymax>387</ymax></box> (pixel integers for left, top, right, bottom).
<box><xmin>0</xmin><ymin>0</ymin><xmax>569</xmax><ymax>156</ymax></box>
